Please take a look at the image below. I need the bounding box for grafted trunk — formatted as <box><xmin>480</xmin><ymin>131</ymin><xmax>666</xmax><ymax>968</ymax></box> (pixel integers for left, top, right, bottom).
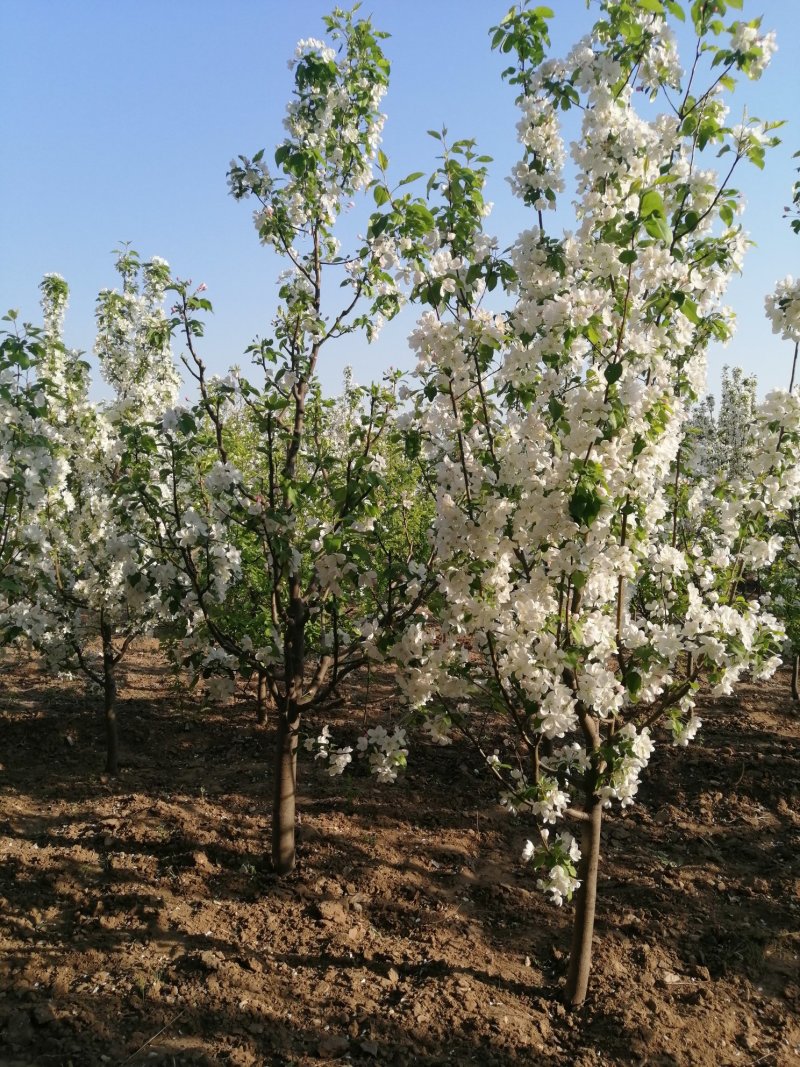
<box><xmin>256</xmin><ymin>670</ymin><xmax>268</xmax><ymax>725</ymax></box>
<box><xmin>101</xmin><ymin>621</ymin><xmax>119</xmax><ymax>775</ymax></box>
<box><xmin>565</xmin><ymin>795</ymin><xmax>603</xmax><ymax>1007</ymax></box>
<box><xmin>271</xmin><ymin>705</ymin><xmax>300</xmax><ymax>874</ymax></box>
<box><xmin>792</xmin><ymin>655</ymin><xmax>799</xmax><ymax>703</ymax></box>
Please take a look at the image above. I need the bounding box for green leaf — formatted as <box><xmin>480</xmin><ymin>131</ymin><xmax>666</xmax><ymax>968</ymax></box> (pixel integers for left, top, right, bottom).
<box><xmin>643</xmin><ymin>214</ymin><xmax>672</xmax><ymax>242</ymax></box>
<box><xmin>604</xmin><ymin>363</ymin><xmax>623</xmax><ymax>385</ymax></box>
<box><xmin>404</xmin><ymin>429</ymin><xmax>421</xmax><ymax>459</ymax></box>
<box><xmin>569</xmin><ymin>482</ymin><xmax>604</xmax><ymax>527</ymax></box>
<box><xmin>373</xmin><ymin>185</ymin><xmax>391</xmax><ymax>206</ymax></box>
<box><xmin>368</xmin><ymin>214</ymin><xmax>391</xmax><ymax>238</ymax></box>
<box><xmin>640</xmin><ymin>190</ymin><xmax>666</xmax><ymax>218</ymax></box>
<box><xmin>405</xmin><ymin>203</ymin><xmax>435</xmax><ymax>232</ymax></box>
<box><xmin>624</xmin><ymin>670</ymin><xmax>643</xmax><ymax>698</ymax></box>
<box><xmin>665</xmin><ymin>0</ymin><xmax>685</xmax><ymax>20</ymax></box>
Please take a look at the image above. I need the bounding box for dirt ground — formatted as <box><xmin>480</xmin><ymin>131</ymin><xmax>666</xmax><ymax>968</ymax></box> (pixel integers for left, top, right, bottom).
<box><xmin>1</xmin><ymin>645</ymin><xmax>799</xmax><ymax>1067</ymax></box>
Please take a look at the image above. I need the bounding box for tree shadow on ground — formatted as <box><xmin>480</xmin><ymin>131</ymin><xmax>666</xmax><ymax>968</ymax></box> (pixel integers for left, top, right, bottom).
<box><xmin>1</xmin><ymin>655</ymin><xmax>799</xmax><ymax>1066</ymax></box>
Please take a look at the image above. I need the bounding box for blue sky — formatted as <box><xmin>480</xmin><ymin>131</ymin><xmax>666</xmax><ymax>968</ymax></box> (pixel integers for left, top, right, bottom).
<box><xmin>2</xmin><ymin>1</ymin><xmax>799</xmax><ymax>399</ymax></box>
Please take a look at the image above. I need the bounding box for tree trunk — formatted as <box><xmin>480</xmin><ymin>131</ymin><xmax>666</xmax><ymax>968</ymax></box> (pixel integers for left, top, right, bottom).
<box><xmin>565</xmin><ymin>795</ymin><xmax>603</xmax><ymax>1007</ymax></box>
<box><xmin>271</xmin><ymin>705</ymin><xmax>300</xmax><ymax>874</ymax></box>
<box><xmin>101</xmin><ymin>621</ymin><xmax>119</xmax><ymax>776</ymax></box>
<box><xmin>256</xmin><ymin>670</ymin><xmax>268</xmax><ymax>725</ymax></box>
<box><xmin>272</xmin><ymin>569</ymin><xmax>307</xmax><ymax>875</ymax></box>
<box><xmin>792</xmin><ymin>655</ymin><xmax>799</xmax><ymax>703</ymax></box>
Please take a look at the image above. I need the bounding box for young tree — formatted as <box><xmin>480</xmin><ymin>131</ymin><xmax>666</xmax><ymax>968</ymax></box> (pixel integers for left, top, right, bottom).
<box><xmin>0</xmin><ymin>309</ymin><xmax>63</xmax><ymax>648</ymax></box>
<box><xmin>763</xmin><ymin>271</ymin><xmax>800</xmax><ymax>696</ymax></box>
<box><xmin>688</xmin><ymin>365</ymin><xmax>757</xmax><ymax>480</ymax></box>
<box><xmin>395</xmin><ymin>0</ymin><xmax>791</xmax><ymax>1006</ymax></box>
<box><xmin>9</xmin><ymin>254</ymin><xmax>178</xmax><ymax>773</ymax></box>
<box><xmin>688</xmin><ymin>264</ymin><xmax>800</xmax><ymax>701</ymax></box>
<box><xmin>121</xmin><ymin>8</ymin><xmax>435</xmax><ymax>874</ymax></box>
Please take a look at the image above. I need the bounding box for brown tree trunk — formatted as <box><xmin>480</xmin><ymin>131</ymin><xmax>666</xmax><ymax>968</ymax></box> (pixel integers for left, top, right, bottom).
<box><xmin>792</xmin><ymin>655</ymin><xmax>799</xmax><ymax>703</ymax></box>
<box><xmin>256</xmin><ymin>670</ymin><xmax>268</xmax><ymax>725</ymax></box>
<box><xmin>272</xmin><ymin>570</ymin><xmax>307</xmax><ymax>875</ymax></box>
<box><xmin>101</xmin><ymin>621</ymin><xmax>119</xmax><ymax>776</ymax></box>
<box><xmin>271</xmin><ymin>705</ymin><xmax>300</xmax><ymax>874</ymax></box>
<box><xmin>565</xmin><ymin>795</ymin><xmax>603</xmax><ymax>1006</ymax></box>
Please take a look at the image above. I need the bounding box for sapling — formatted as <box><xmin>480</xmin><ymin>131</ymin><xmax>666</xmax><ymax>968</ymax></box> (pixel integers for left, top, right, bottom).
<box><xmin>10</xmin><ymin>254</ymin><xmax>178</xmax><ymax>773</ymax></box>
<box><xmin>123</xmin><ymin>8</ymin><xmax>435</xmax><ymax>874</ymax></box>
<box><xmin>394</xmin><ymin>0</ymin><xmax>794</xmax><ymax>1006</ymax></box>
<box><xmin>763</xmin><ymin>270</ymin><xmax>800</xmax><ymax>699</ymax></box>
<box><xmin>0</xmin><ymin>310</ymin><xmax>63</xmax><ymax>647</ymax></box>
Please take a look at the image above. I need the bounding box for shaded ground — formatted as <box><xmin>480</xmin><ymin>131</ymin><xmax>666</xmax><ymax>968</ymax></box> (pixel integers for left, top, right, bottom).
<box><xmin>1</xmin><ymin>644</ymin><xmax>799</xmax><ymax>1066</ymax></box>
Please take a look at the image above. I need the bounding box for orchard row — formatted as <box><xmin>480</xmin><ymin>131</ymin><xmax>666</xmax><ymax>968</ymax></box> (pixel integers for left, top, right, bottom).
<box><xmin>2</xmin><ymin>0</ymin><xmax>798</xmax><ymax>1005</ymax></box>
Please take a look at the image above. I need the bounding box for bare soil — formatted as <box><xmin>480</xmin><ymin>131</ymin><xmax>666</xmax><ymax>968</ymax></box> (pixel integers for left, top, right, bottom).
<box><xmin>1</xmin><ymin>645</ymin><xmax>799</xmax><ymax>1066</ymax></box>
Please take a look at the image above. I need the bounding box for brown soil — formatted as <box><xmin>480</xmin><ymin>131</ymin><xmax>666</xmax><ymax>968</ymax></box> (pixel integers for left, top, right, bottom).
<box><xmin>1</xmin><ymin>644</ymin><xmax>799</xmax><ymax>1066</ymax></box>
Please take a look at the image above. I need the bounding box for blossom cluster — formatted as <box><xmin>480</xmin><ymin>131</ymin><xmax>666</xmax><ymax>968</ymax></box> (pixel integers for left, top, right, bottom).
<box><xmin>2</xmin><ymin>254</ymin><xmax>178</xmax><ymax>688</ymax></box>
<box><xmin>305</xmin><ymin>723</ymin><xmax>409</xmax><ymax>784</ymax></box>
<box><xmin>765</xmin><ymin>276</ymin><xmax>800</xmax><ymax>343</ymax></box>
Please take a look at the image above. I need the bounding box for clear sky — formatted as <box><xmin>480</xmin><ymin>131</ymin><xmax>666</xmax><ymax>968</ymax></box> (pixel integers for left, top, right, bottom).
<box><xmin>2</xmin><ymin>1</ymin><xmax>799</xmax><ymax>400</ymax></box>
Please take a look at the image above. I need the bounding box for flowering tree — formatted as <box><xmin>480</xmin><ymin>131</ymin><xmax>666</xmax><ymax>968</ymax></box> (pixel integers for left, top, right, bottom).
<box><xmin>395</xmin><ymin>0</ymin><xmax>793</xmax><ymax>1005</ymax></box>
<box><xmin>687</xmin><ymin>263</ymin><xmax>800</xmax><ymax>700</ymax></box>
<box><xmin>763</xmin><ymin>272</ymin><xmax>800</xmax><ymax>696</ymax></box>
<box><xmin>121</xmin><ymin>7</ymin><xmax>435</xmax><ymax>874</ymax></box>
<box><xmin>689</xmin><ymin>364</ymin><xmax>756</xmax><ymax>479</ymax></box>
<box><xmin>0</xmin><ymin>311</ymin><xmax>63</xmax><ymax>647</ymax></box>
<box><xmin>8</xmin><ymin>254</ymin><xmax>178</xmax><ymax>773</ymax></box>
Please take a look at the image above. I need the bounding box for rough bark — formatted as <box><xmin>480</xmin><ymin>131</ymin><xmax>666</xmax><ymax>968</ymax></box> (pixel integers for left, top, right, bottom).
<box><xmin>565</xmin><ymin>795</ymin><xmax>603</xmax><ymax>1007</ymax></box>
<box><xmin>101</xmin><ymin>621</ymin><xmax>119</xmax><ymax>776</ymax></box>
<box><xmin>271</xmin><ymin>556</ymin><xmax>307</xmax><ymax>875</ymax></box>
<box><xmin>271</xmin><ymin>707</ymin><xmax>300</xmax><ymax>874</ymax></box>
